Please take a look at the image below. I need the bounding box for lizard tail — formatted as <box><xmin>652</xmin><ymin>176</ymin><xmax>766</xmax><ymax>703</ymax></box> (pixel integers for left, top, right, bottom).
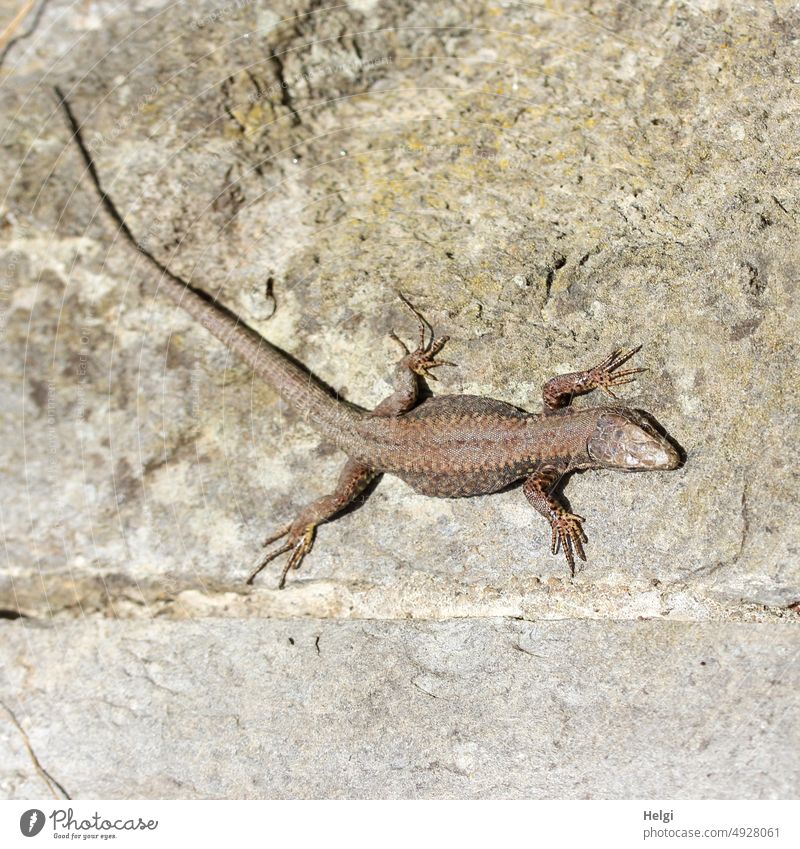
<box><xmin>55</xmin><ymin>86</ymin><xmax>363</xmax><ymax>447</ymax></box>
<box><xmin>156</xmin><ymin>275</ymin><xmax>363</xmax><ymax>440</ymax></box>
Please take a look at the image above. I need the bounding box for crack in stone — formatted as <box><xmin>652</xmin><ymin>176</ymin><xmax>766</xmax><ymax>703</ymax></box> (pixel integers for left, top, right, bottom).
<box><xmin>688</xmin><ymin>480</ymin><xmax>752</xmax><ymax>579</ymax></box>
<box><xmin>510</xmin><ymin>641</ymin><xmax>548</xmax><ymax>659</ymax></box>
<box><xmin>738</xmin><ymin>482</ymin><xmax>751</xmax><ymax>561</ymax></box>
<box><xmin>411</xmin><ymin>678</ymin><xmax>441</xmax><ymax>699</ymax></box>
<box><xmin>0</xmin><ymin>699</ymin><xmax>71</xmax><ymax>799</ymax></box>
<box><xmin>0</xmin><ymin>0</ymin><xmax>50</xmax><ymax>70</ymax></box>
<box><xmin>269</xmin><ymin>53</ymin><xmax>302</xmax><ymax>126</ymax></box>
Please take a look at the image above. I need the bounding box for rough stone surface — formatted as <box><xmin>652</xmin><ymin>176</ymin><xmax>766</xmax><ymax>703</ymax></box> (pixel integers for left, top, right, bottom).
<box><xmin>0</xmin><ymin>0</ymin><xmax>798</xmax><ymax>799</ymax></box>
<box><xmin>2</xmin><ymin>618</ymin><xmax>799</xmax><ymax>799</ymax></box>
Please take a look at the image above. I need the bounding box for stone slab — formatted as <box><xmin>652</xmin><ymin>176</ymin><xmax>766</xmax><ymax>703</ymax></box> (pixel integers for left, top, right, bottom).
<box><xmin>1</xmin><ymin>618</ymin><xmax>798</xmax><ymax>799</ymax></box>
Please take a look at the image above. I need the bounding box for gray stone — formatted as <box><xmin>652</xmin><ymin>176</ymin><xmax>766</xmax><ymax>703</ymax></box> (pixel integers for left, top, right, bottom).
<box><xmin>0</xmin><ymin>0</ymin><xmax>798</xmax><ymax>800</ymax></box>
<box><xmin>1</xmin><ymin>618</ymin><xmax>798</xmax><ymax>799</ymax></box>
<box><xmin>1</xmin><ymin>0</ymin><xmax>798</xmax><ymax>616</ymax></box>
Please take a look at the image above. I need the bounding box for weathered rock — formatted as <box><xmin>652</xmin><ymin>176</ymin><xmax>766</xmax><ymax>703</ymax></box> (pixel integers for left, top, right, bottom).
<box><xmin>2</xmin><ymin>618</ymin><xmax>798</xmax><ymax>799</ymax></box>
<box><xmin>2</xmin><ymin>0</ymin><xmax>798</xmax><ymax>615</ymax></box>
<box><xmin>0</xmin><ymin>0</ymin><xmax>798</xmax><ymax>799</ymax></box>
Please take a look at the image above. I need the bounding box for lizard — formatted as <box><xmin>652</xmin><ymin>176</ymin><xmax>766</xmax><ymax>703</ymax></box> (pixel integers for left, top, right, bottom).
<box><xmin>56</xmin><ymin>89</ymin><xmax>683</xmax><ymax>590</ymax></box>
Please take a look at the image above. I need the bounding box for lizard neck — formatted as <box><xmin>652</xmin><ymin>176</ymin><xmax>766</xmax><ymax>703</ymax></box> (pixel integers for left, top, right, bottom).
<box><xmin>525</xmin><ymin>408</ymin><xmax>602</xmax><ymax>470</ymax></box>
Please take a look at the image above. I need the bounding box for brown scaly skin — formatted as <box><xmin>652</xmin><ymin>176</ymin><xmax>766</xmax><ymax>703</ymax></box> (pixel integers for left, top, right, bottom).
<box><xmin>58</xmin><ymin>91</ymin><xmax>682</xmax><ymax>588</ymax></box>
<box><xmin>246</xmin><ymin>305</ymin><xmax>681</xmax><ymax>584</ymax></box>
<box><xmin>246</xmin><ymin>321</ymin><xmax>682</xmax><ymax>583</ymax></box>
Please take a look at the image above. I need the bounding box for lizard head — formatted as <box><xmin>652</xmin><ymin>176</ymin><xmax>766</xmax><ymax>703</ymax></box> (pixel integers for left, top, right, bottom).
<box><xmin>587</xmin><ymin>410</ymin><xmax>681</xmax><ymax>471</ymax></box>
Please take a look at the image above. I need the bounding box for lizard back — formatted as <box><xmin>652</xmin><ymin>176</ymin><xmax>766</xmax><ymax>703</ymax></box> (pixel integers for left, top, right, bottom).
<box><xmin>355</xmin><ymin>395</ymin><xmax>540</xmax><ymax>497</ymax></box>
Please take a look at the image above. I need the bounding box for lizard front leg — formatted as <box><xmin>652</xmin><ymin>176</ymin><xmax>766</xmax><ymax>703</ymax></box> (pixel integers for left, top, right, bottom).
<box><xmin>248</xmin><ymin>459</ymin><xmax>376</xmax><ymax>588</ymax></box>
<box><xmin>371</xmin><ymin>293</ymin><xmax>456</xmax><ymax>417</ymax></box>
<box><xmin>523</xmin><ymin>466</ymin><xmax>587</xmax><ymax>576</ymax></box>
<box><xmin>542</xmin><ymin>346</ymin><xmax>646</xmax><ymax>412</ymax></box>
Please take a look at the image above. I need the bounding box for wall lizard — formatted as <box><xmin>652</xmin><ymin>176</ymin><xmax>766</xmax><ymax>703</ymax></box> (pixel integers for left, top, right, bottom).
<box><xmin>56</xmin><ymin>89</ymin><xmax>682</xmax><ymax>589</ymax></box>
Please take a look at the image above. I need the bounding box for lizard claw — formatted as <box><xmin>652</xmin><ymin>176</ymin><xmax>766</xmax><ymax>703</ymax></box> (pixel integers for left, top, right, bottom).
<box><xmin>394</xmin><ymin>292</ymin><xmax>458</xmax><ymax>378</ymax></box>
<box><xmin>586</xmin><ymin>345</ymin><xmax>647</xmax><ymax>399</ymax></box>
<box><xmin>247</xmin><ymin>522</ymin><xmax>316</xmax><ymax>588</ymax></box>
<box><xmin>550</xmin><ymin>512</ymin><xmax>588</xmax><ymax>576</ymax></box>
<box><xmin>405</xmin><ymin>335</ymin><xmax>457</xmax><ymax>379</ymax></box>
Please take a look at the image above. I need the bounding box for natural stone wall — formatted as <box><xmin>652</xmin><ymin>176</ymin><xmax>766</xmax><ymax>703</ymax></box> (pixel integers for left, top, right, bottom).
<box><xmin>0</xmin><ymin>0</ymin><xmax>798</xmax><ymax>799</ymax></box>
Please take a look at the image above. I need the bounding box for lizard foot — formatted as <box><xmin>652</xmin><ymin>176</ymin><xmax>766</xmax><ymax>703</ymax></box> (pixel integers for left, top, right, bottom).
<box><xmin>584</xmin><ymin>345</ymin><xmax>647</xmax><ymax>399</ymax></box>
<box><xmin>247</xmin><ymin>521</ymin><xmax>316</xmax><ymax>588</ymax></box>
<box><xmin>550</xmin><ymin>512</ymin><xmax>588</xmax><ymax>577</ymax></box>
<box><xmin>389</xmin><ymin>292</ymin><xmax>457</xmax><ymax>381</ymax></box>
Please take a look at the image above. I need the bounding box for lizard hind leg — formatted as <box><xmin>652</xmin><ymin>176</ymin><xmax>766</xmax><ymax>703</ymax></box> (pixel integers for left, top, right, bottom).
<box><xmin>246</xmin><ymin>522</ymin><xmax>311</xmax><ymax>589</ymax></box>
<box><xmin>246</xmin><ymin>459</ymin><xmax>377</xmax><ymax>589</ymax></box>
<box><xmin>372</xmin><ymin>294</ymin><xmax>457</xmax><ymax>419</ymax></box>
<box><xmin>394</xmin><ymin>292</ymin><xmax>457</xmax><ymax>381</ymax></box>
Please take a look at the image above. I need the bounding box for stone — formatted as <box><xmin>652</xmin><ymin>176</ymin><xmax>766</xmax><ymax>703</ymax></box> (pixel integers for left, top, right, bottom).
<box><xmin>1</xmin><ymin>618</ymin><xmax>798</xmax><ymax>799</ymax></box>
<box><xmin>0</xmin><ymin>0</ymin><xmax>798</xmax><ymax>799</ymax></box>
